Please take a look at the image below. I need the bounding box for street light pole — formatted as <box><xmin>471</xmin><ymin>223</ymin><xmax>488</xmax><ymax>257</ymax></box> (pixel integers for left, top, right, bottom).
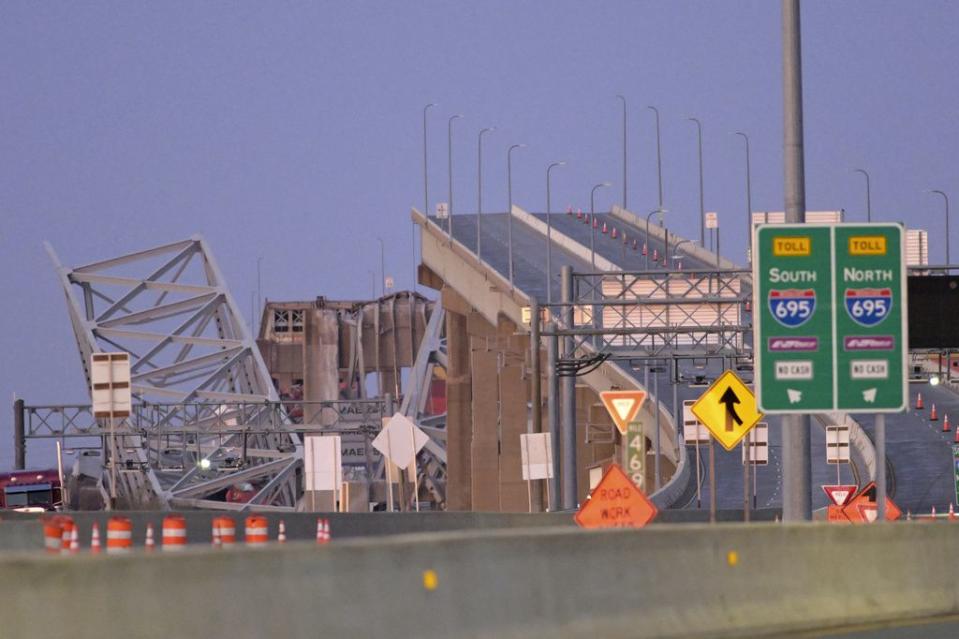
<box><xmin>648</xmin><ymin>106</ymin><xmax>664</xmax><ymax>210</ymax></box>
<box><xmin>929</xmin><ymin>189</ymin><xmax>951</xmax><ymax>264</ymax></box>
<box><xmin>644</xmin><ymin>209</ymin><xmax>666</xmax><ymax>270</ymax></box>
<box><xmin>616</xmin><ymin>95</ymin><xmax>627</xmax><ymax>209</ymax></box>
<box><xmin>734</xmin><ymin>131</ymin><xmax>753</xmax><ymax>264</ymax></box>
<box><xmin>782</xmin><ymin>0</ymin><xmax>811</xmax><ymax>522</ymax></box>
<box><xmin>477</xmin><ymin>127</ymin><xmax>495</xmax><ymax>261</ymax></box>
<box><xmin>507</xmin><ymin>143</ymin><xmax>527</xmax><ymax>290</ymax></box>
<box><xmin>256</xmin><ymin>256</ymin><xmax>263</xmax><ymax>336</ymax></box>
<box><xmin>687</xmin><ymin>117</ymin><xmax>706</xmax><ymax>249</ymax></box>
<box><xmin>546</xmin><ymin>161</ymin><xmax>567</xmax><ymax>303</ymax></box>
<box><xmin>377</xmin><ymin>237</ymin><xmax>385</xmax><ymax>297</ymax></box>
<box><xmin>447</xmin><ymin>114</ymin><xmax>463</xmax><ymax>242</ymax></box>
<box><xmin>672</xmin><ymin>239</ymin><xmax>694</xmax><ymax>269</ymax></box>
<box><xmin>853</xmin><ymin>168</ymin><xmax>872</xmax><ymax>223</ymax></box>
<box><xmin>419</xmin><ymin>102</ymin><xmax>436</xmax><ymax>294</ymax></box>
<box><xmin>590</xmin><ymin>182</ymin><xmax>612</xmax><ymax>270</ymax></box>
<box><xmin>423</xmin><ymin>103</ymin><xmax>436</xmax><ymax>216</ymax></box>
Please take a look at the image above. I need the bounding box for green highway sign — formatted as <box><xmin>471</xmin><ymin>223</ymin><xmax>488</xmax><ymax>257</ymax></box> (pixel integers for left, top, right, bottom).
<box><xmin>754</xmin><ymin>223</ymin><xmax>908</xmax><ymax>414</ymax></box>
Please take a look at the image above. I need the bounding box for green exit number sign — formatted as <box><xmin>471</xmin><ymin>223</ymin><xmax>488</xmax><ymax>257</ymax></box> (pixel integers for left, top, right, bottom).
<box><xmin>754</xmin><ymin>223</ymin><xmax>908</xmax><ymax>414</ymax></box>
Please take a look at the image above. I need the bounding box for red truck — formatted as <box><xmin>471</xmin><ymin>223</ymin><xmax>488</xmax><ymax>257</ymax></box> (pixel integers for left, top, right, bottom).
<box><xmin>0</xmin><ymin>469</ymin><xmax>62</xmax><ymax>512</ymax></box>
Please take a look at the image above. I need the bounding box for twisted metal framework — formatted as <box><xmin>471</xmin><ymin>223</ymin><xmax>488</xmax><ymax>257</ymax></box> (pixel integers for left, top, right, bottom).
<box><xmin>46</xmin><ymin>236</ymin><xmax>302</xmax><ymax>510</ymax></box>
<box><xmin>398</xmin><ymin>305</ymin><xmax>448</xmax><ymax>507</ymax></box>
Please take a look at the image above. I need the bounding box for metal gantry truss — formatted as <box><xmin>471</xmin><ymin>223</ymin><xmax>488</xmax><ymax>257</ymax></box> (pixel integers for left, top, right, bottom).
<box><xmin>564</xmin><ymin>267</ymin><xmax>752</xmax><ymax>358</ymax></box>
<box><xmin>46</xmin><ymin>236</ymin><xmax>303</xmax><ymax>510</ymax></box>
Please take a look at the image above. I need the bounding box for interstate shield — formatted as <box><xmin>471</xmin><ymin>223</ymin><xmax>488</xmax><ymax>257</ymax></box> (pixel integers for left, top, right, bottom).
<box><xmin>768</xmin><ymin>288</ymin><xmax>816</xmax><ymax>328</ymax></box>
<box><xmin>844</xmin><ymin>288</ymin><xmax>892</xmax><ymax>327</ymax></box>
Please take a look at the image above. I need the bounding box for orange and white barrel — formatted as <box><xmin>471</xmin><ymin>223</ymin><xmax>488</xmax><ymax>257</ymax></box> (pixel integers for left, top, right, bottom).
<box><xmin>42</xmin><ymin>518</ymin><xmax>63</xmax><ymax>554</ymax></box>
<box><xmin>214</xmin><ymin>516</ymin><xmax>236</xmax><ymax>548</ymax></box>
<box><xmin>90</xmin><ymin>521</ymin><xmax>102</xmax><ymax>554</ymax></box>
<box><xmin>244</xmin><ymin>515</ymin><xmax>269</xmax><ymax>547</ymax></box>
<box><xmin>144</xmin><ymin>522</ymin><xmax>156</xmax><ymax>551</ymax></box>
<box><xmin>59</xmin><ymin>517</ymin><xmax>76</xmax><ymax>555</ymax></box>
<box><xmin>161</xmin><ymin>515</ymin><xmax>187</xmax><ymax>551</ymax></box>
<box><xmin>106</xmin><ymin>516</ymin><xmax>133</xmax><ymax>554</ymax></box>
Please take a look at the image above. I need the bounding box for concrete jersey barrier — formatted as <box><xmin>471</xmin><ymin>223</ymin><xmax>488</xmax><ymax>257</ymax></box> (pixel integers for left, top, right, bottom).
<box><xmin>1</xmin><ymin>523</ymin><xmax>958</xmax><ymax>638</ymax></box>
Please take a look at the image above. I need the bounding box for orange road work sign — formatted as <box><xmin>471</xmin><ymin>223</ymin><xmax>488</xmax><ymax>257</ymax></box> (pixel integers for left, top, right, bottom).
<box><xmin>599</xmin><ymin>390</ymin><xmax>648</xmax><ymax>435</ymax></box>
<box><xmin>826</xmin><ymin>504</ymin><xmax>850</xmax><ymax>523</ymax></box>
<box><xmin>841</xmin><ymin>482</ymin><xmax>901</xmax><ymax>523</ymax></box>
<box><xmin>574</xmin><ymin>464</ymin><xmax>658</xmax><ymax>529</ymax></box>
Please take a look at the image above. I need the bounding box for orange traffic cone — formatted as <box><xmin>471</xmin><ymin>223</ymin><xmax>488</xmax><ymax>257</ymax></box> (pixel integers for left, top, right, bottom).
<box><xmin>632</xmin><ymin>239</ymin><xmax>638</xmax><ymax>251</ymax></box>
<box><xmin>593</xmin><ymin>217</ymin><xmax>599</xmax><ymax>229</ymax></box>
<box><xmin>930</xmin><ymin>404</ymin><xmax>939</xmax><ymax>421</ymax></box>
<box><xmin>567</xmin><ymin>205</ymin><xmax>573</xmax><ymax>215</ymax></box>
<box><xmin>932</xmin><ymin>506</ymin><xmax>938</xmax><ymax>520</ymax></box>
<box><xmin>316</xmin><ymin>518</ymin><xmax>324</xmax><ymax>544</ymax></box>
<box><xmin>90</xmin><ymin>522</ymin><xmax>101</xmax><ymax>554</ymax></box>
<box><xmin>944</xmin><ymin>414</ymin><xmax>951</xmax><ymax>433</ymax></box>
<box><xmin>916</xmin><ymin>393</ymin><xmax>924</xmax><ymax>410</ymax></box>
<box><xmin>745</xmin><ymin>300</ymin><xmax>752</xmax><ymax>313</ymax></box>
<box><xmin>907</xmin><ymin>510</ymin><xmax>912</xmax><ymax>521</ymax></box>
<box><xmin>652</xmin><ymin>248</ymin><xmax>659</xmax><ymax>262</ymax></box>
<box><xmin>611</xmin><ymin>227</ymin><xmax>618</xmax><ymax>239</ymax></box>
<box><xmin>277</xmin><ymin>520</ymin><xmax>287</xmax><ymax>544</ymax></box>
<box><xmin>601</xmin><ymin>222</ymin><xmax>608</xmax><ymax>234</ymax></box>
<box><xmin>576</xmin><ymin>208</ymin><xmax>583</xmax><ymax>220</ymax></box>
<box><xmin>144</xmin><ymin>522</ymin><xmax>156</xmax><ymax>552</ymax></box>
<box><xmin>950</xmin><ymin>504</ymin><xmax>956</xmax><ymax>521</ymax></box>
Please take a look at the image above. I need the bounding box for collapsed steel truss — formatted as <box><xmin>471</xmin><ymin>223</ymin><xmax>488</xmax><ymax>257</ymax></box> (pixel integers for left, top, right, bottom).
<box><xmin>46</xmin><ymin>236</ymin><xmax>302</xmax><ymax>510</ymax></box>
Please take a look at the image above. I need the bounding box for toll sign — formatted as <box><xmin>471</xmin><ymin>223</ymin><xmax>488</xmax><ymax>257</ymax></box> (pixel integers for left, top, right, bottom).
<box><xmin>574</xmin><ymin>464</ymin><xmax>658</xmax><ymax>529</ymax></box>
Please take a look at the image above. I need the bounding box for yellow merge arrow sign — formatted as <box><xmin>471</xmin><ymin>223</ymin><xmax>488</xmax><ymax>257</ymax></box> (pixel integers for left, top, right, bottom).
<box><xmin>690</xmin><ymin>370</ymin><xmax>764</xmax><ymax>451</ymax></box>
<box><xmin>599</xmin><ymin>390</ymin><xmax>648</xmax><ymax>435</ymax></box>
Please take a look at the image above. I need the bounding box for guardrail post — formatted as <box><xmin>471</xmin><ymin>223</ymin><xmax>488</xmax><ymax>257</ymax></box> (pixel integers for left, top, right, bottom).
<box><xmin>14</xmin><ymin>398</ymin><xmax>25</xmax><ymax>470</ymax></box>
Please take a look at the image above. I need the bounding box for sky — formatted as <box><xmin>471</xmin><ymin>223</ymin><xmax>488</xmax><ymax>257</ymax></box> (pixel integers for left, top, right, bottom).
<box><xmin>1</xmin><ymin>1</ymin><xmax>957</xmax><ymax>469</ymax></box>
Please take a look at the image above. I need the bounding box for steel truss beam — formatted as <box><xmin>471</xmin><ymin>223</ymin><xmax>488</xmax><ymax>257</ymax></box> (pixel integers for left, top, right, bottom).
<box><xmin>45</xmin><ymin>236</ymin><xmax>303</xmax><ymax>510</ymax></box>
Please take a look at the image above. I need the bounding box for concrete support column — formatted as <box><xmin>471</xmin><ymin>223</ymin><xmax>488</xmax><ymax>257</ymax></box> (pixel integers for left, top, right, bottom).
<box><xmin>445</xmin><ymin>307</ymin><xmax>473</xmax><ymax>511</ymax></box>
<box><xmin>304</xmin><ymin>309</ymin><xmax>339</xmax><ymax>424</ymax></box>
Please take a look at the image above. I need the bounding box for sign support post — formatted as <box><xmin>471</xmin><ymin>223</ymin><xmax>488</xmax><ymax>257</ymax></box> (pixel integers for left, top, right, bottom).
<box><xmin>876</xmin><ymin>414</ymin><xmax>886</xmax><ymax>521</ymax></box>
<box><xmin>742</xmin><ymin>440</ymin><xmax>750</xmax><ymax>522</ymax></box>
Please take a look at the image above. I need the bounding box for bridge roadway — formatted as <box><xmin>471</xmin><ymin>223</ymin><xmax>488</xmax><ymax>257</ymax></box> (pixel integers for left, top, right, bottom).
<box><xmin>442</xmin><ymin>209</ymin><xmax>957</xmax><ymax>512</ymax></box>
<box><xmin>547</xmin><ymin>209</ymin><xmax>959</xmax><ymax>514</ymax></box>
<box><xmin>539</xmin><ymin>210</ymin><xmax>867</xmax><ymax>511</ymax></box>
<box><xmin>441</xmin><ymin>211</ymin><xmax>839</xmax><ymax>510</ymax></box>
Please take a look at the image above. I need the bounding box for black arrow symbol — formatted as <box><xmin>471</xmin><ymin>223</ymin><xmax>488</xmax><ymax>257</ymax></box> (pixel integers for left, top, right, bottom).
<box><xmin>719</xmin><ymin>387</ymin><xmax>743</xmax><ymax>431</ymax></box>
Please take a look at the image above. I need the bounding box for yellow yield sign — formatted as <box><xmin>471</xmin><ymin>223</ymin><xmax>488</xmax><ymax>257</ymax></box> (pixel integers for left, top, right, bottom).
<box><xmin>690</xmin><ymin>370</ymin><xmax>764</xmax><ymax>451</ymax></box>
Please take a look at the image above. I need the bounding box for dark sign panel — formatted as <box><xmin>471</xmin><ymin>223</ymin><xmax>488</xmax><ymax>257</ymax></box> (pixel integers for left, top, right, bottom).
<box><xmin>908</xmin><ymin>276</ymin><xmax>959</xmax><ymax>349</ymax></box>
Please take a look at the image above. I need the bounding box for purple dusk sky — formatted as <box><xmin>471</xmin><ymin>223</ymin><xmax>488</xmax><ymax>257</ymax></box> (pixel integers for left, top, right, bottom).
<box><xmin>1</xmin><ymin>2</ymin><xmax>956</xmax><ymax>468</ymax></box>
